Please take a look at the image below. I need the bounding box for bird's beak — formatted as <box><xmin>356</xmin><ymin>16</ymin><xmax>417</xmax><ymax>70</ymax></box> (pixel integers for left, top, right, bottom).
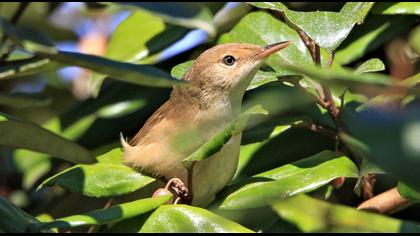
<box><xmin>255</xmin><ymin>41</ymin><xmax>293</xmax><ymax>60</ymax></box>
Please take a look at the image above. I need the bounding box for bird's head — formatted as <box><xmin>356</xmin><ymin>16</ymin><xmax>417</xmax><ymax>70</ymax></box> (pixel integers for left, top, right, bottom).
<box><xmin>182</xmin><ymin>41</ymin><xmax>292</xmax><ymax>97</ymax></box>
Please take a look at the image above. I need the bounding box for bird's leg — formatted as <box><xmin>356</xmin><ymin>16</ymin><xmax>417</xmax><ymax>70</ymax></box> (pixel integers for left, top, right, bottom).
<box><xmin>165</xmin><ymin>178</ymin><xmax>192</xmax><ymax>205</ymax></box>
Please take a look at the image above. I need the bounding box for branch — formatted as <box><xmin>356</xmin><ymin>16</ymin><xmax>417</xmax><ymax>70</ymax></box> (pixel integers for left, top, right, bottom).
<box><xmin>0</xmin><ymin>2</ymin><xmax>30</xmax><ymax>63</ymax></box>
<box><xmin>357</xmin><ymin>187</ymin><xmax>413</xmax><ymax>215</ymax></box>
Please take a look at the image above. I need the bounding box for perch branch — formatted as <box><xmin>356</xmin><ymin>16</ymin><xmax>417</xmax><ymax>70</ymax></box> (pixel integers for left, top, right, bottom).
<box><xmin>357</xmin><ymin>187</ymin><xmax>412</xmax><ymax>215</ymax></box>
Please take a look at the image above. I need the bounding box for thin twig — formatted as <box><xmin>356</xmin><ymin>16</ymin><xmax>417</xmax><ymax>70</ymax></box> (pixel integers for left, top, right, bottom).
<box><xmin>87</xmin><ymin>198</ymin><xmax>114</xmax><ymax>233</ymax></box>
<box><xmin>292</xmin><ymin>122</ymin><xmax>336</xmax><ymax>139</ymax></box>
<box><xmin>0</xmin><ymin>2</ymin><xmax>29</xmax><ymax>63</ymax></box>
<box><xmin>357</xmin><ymin>187</ymin><xmax>412</xmax><ymax>215</ymax></box>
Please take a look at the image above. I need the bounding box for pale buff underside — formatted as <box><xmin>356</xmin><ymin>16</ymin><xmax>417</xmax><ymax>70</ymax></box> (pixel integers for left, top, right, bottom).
<box><xmin>121</xmin><ymin>96</ymin><xmax>241</xmax><ymax>206</ymax></box>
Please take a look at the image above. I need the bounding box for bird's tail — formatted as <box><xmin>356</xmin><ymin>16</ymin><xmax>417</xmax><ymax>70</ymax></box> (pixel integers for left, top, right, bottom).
<box><xmin>120</xmin><ymin>132</ymin><xmax>131</xmax><ymax>149</ymax></box>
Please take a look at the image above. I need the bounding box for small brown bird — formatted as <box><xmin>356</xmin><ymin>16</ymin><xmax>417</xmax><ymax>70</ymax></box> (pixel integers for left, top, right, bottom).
<box><xmin>121</xmin><ymin>41</ymin><xmax>292</xmax><ymax>206</ymax></box>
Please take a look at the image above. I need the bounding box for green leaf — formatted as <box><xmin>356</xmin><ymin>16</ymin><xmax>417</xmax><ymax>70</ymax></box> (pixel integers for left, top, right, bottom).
<box><xmin>249</xmin><ymin>2</ymin><xmax>374</xmax><ymax>52</ymax></box>
<box><xmin>220</xmin><ymin>150</ymin><xmax>358</xmax><ymax>209</ymax></box>
<box><xmin>342</xmin><ymin>108</ymin><xmax>420</xmax><ymax>192</ymax></box>
<box><xmin>38</xmin><ymin>149</ymin><xmax>155</xmax><ymax>197</ymax></box>
<box><xmin>335</xmin><ymin>15</ymin><xmax>417</xmax><ymax>65</ymax></box>
<box><xmin>218</xmin><ymin>11</ymin><xmax>313</xmax><ymax>73</ymax></box>
<box><xmin>409</xmin><ymin>26</ymin><xmax>420</xmax><ymax>54</ymax></box>
<box><xmin>0</xmin><ymin>18</ymin><xmax>185</xmax><ymax>89</ymax></box>
<box><xmin>0</xmin><ymin>196</ymin><xmax>39</xmax><ymax>233</ymax></box>
<box><xmin>271</xmin><ymin>194</ymin><xmax>420</xmax><ymax>232</ymax></box>
<box><xmin>171</xmin><ymin>60</ymin><xmax>194</xmax><ymax>80</ymax></box>
<box><xmin>42</xmin><ymin>51</ymin><xmax>185</xmax><ymax>89</ymax></box>
<box><xmin>398</xmin><ymin>182</ymin><xmax>420</xmax><ymax>202</ymax></box>
<box><xmin>0</xmin><ymin>92</ymin><xmax>51</xmax><ymax>108</ymax></box>
<box><xmin>277</xmin><ymin>62</ymin><xmax>418</xmax><ymax>96</ymax></box>
<box><xmin>140</xmin><ymin>204</ymin><xmax>254</xmax><ymax>233</ymax></box>
<box><xmin>182</xmin><ymin>105</ymin><xmax>268</xmax><ymax>169</ymax></box>
<box><xmin>355</xmin><ymin>58</ymin><xmax>385</xmax><ymax>74</ymax></box>
<box><xmin>90</xmin><ymin>10</ymin><xmax>187</xmax><ymax>96</ymax></box>
<box><xmin>31</xmin><ymin>195</ymin><xmax>171</xmax><ymax>231</ymax></box>
<box><xmin>0</xmin><ymin>57</ymin><xmax>62</xmax><ymax>80</ymax></box>
<box><xmin>372</xmin><ymin>2</ymin><xmax>420</xmax><ymax>15</ymax></box>
<box><xmin>0</xmin><ymin>17</ymin><xmax>56</xmax><ymax>54</ymax></box>
<box><xmin>109</xmin><ymin>2</ymin><xmax>216</xmax><ymax>36</ymax></box>
<box><xmin>0</xmin><ymin>112</ymin><xmax>93</xmax><ymax>164</ymax></box>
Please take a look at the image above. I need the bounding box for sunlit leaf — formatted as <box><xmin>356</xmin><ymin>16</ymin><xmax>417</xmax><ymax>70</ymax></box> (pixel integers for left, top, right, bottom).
<box><xmin>249</xmin><ymin>2</ymin><xmax>374</xmax><ymax>52</ymax></box>
<box><xmin>38</xmin><ymin>149</ymin><xmax>155</xmax><ymax>197</ymax></box>
<box><xmin>271</xmin><ymin>194</ymin><xmax>420</xmax><ymax>232</ymax></box>
<box><xmin>30</xmin><ymin>195</ymin><xmax>171</xmax><ymax>231</ymax></box>
<box><xmin>140</xmin><ymin>204</ymin><xmax>254</xmax><ymax>233</ymax></box>
<box><xmin>220</xmin><ymin>150</ymin><xmax>358</xmax><ymax>209</ymax></box>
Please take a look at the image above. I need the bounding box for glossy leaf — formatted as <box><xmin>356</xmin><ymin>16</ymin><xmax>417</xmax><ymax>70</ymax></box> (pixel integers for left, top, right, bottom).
<box><xmin>271</xmin><ymin>194</ymin><xmax>420</xmax><ymax>232</ymax></box>
<box><xmin>398</xmin><ymin>182</ymin><xmax>420</xmax><ymax>202</ymax></box>
<box><xmin>140</xmin><ymin>204</ymin><xmax>254</xmax><ymax>233</ymax></box>
<box><xmin>0</xmin><ymin>196</ymin><xmax>39</xmax><ymax>233</ymax></box>
<box><xmin>31</xmin><ymin>195</ymin><xmax>171</xmax><ymax>231</ymax></box>
<box><xmin>249</xmin><ymin>2</ymin><xmax>374</xmax><ymax>52</ymax></box>
<box><xmin>0</xmin><ymin>113</ymin><xmax>93</xmax><ymax>164</ymax></box>
<box><xmin>372</xmin><ymin>2</ymin><xmax>420</xmax><ymax>15</ymax></box>
<box><xmin>38</xmin><ymin>149</ymin><xmax>155</xmax><ymax>197</ymax></box>
<box><xmin>354</xmin><ymin>58</ymin><xmax>385</xmax><ymax>74</ymax></box>
<box><xmin>220</xmin><ymin>150</ymin><xmax>358</xmax><ymax>209</ymax></box>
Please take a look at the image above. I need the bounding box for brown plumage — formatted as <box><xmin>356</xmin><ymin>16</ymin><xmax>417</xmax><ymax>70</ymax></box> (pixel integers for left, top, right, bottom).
<box><xmin>121</xmin><ymin>42</ymin><xmax>292</xmax><ymax>206</ymax></box>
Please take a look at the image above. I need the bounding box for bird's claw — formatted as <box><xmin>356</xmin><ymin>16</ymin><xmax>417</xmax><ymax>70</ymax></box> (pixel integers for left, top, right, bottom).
<box><xmin>165</xmin><ymin>178</ymin><xmax>191</xmax><ymax>205</ymax></box>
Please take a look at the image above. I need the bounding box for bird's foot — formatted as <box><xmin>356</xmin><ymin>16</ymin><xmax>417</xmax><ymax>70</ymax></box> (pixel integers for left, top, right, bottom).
<box><xmin>165</xmin><ymin>178</ymin><xmax>191</xmax><ymax>205</ymax></box>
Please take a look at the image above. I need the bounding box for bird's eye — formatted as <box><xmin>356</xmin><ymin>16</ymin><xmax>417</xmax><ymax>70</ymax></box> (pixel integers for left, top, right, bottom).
<box><xmin>222</xmin><ymin>55</ymin><xmax>236</xmax><ymax>66</ymax></box>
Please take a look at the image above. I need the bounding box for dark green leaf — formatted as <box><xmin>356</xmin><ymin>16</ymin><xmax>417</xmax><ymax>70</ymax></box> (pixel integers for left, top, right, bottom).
<box><xmin>398</xmin><ymin>182</ymin><xmax>420</xmax><ymax>202</ymax></box>
<box><xmin>0</xmin><ymin>92</ymin><xmax>51</xmax><ymax>108</ymax></box>
<box><xmin>38</xmin><ymin>149</ymin><xmax>155</xmax><ymax>197</ymax></box>
<box><xmin>171</xmin><ymin>60</ymin><xmax>286</xmax><ymax>91</ymax></box>
<box><xmin>220</xmin><ymin>150</ymin><xmax>358</xmax><ymax>209</ymax></box>
<box><xmin>0</xmin><ymin>113</ymin><xmax>93</xmax><ymax>164</ymax></box>
<box><xmin>0</xmin><ymin>57</ymin><xmax>62</xmax><ymax>80</ymax></box>
<box><xmin>342</xmin><ymin>108</ymin><xmax>420</xmax><ymax>192</ymax></box>
<box><xmin>31</xmin><ymin>195</ymin><xmax>171</xmax><ymax>231</ymax></box>
<box><xmin>140</xmin><ymin>204</ymin><xmax>254</xmax><ymax>232</ymax></box>
<box><xmin>372</xmin><ymin>2</ymin><xmax>420</xmax><ymax>15</ymax></box>
<box><xmin>0</xmin><ymin>196</ymin><xmax>39</xmax><ymax>233</ymax></box>
<box><xmin>271</xmin><ymin>194</ymin><xmax>420</xmax><ymax>232</ymax></box>
<box><xmin>336</xmin><ymin>15</ymin><xmax>417</xmax><ymax>65</ymax></box>
<box><xmin>41</xmin><ymin>51</ymin><xmax>185</xmax><ymax>89</ymax></box>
